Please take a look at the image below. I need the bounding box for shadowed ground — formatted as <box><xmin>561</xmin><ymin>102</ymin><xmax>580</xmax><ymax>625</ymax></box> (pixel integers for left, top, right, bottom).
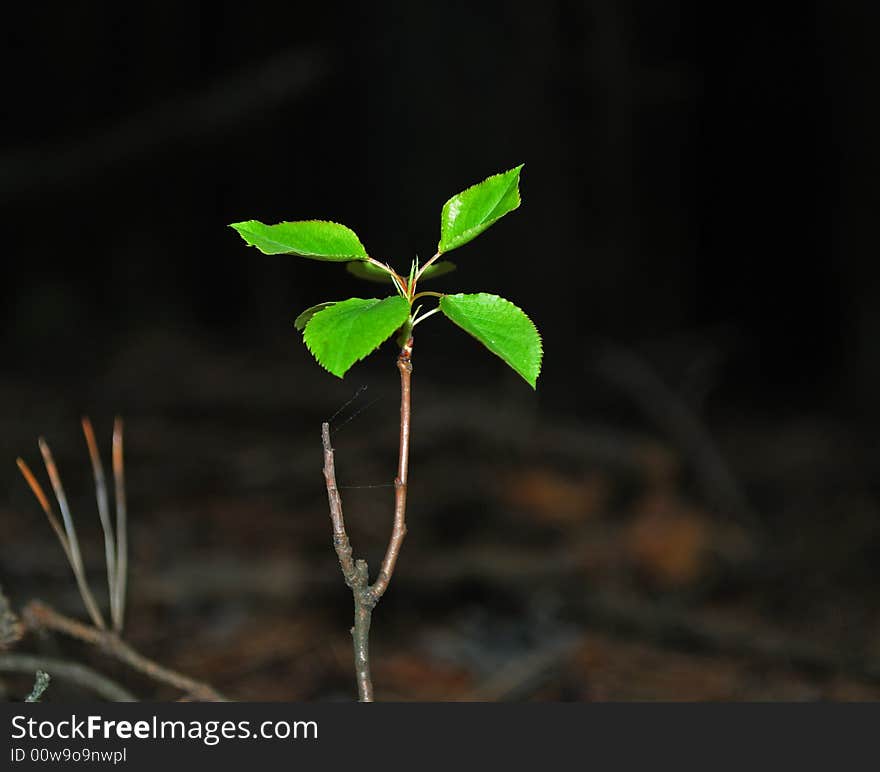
<box><xmin>1</xmin><ymin>330</ymin><xmax>879</xmax><ymax>701</ymax></box>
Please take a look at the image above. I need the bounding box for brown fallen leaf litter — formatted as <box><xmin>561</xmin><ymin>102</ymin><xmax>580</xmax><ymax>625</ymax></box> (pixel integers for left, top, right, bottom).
<box><xmin>2</xmin><ymin>332</ymin><xmax>880</xmax><ymax>701</ymax></box>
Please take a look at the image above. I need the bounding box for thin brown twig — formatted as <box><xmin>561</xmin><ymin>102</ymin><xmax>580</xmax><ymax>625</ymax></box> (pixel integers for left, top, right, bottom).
<box><xmin>38</xmin><ymin>439</ymin><xmax>102</xmax><ymax>630</ymax></box>
<box><xmin>322</xmin><ymin>427</ymin><xmax>375</xmax><ymax>701</ymax></box>
<box><xmin>22</xmin><ymin>601</ymin><xmax>226</xmax><ymax>701</ymax></box>
<box><xmin>322</xmin><ymin>427</ymin><xmax>357</xmax><ymax>585</ymax></box>
<box><xmin>34</xmin><ymin>440</ymin><xmax>107</xmax><ymax>630</ymax></box>
<box><xmin>0</xmin><ymin>653</ymin><xmax>137</xmax><ymax>702</ymax></box>
<box><xmin>371</xmin><ymin>341</ymin><xmax>412</xmax><ymax>599</ymax></box>
<box><xmin>321</xmin><ymin>337</ymin><xmax>414</xmax><ymax>702</ymax></box>
<box><xmin>15</xmin><ymin>459</ymin><xmax>74</xmax><ymax>564</ymax></box>
<box><xmin>81</xmin><ymin>418</ymin><xmax>119</xmax><ymax>630</ymax></box>
<box><xmin>17</xmin><ymin>423</ymin><xmax>223</xmax><ymax>700</ymax></box>
<box><xmin>112</xmin><ymin>418</ymin><xmax>128</xmax><ymax>633</ymax></box>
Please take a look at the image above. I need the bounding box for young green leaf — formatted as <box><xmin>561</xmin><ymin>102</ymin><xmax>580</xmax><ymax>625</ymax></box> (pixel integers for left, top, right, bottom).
<box><xmin>347</xmin><ymin>260</ymin><xmax>456</xmax><ymax>284</ymax></box>
<box><xmin>418</xmin><ymin>260</ymin><xmax>457</xmax><ymax>281</ymax></box>
<box><xmin>438</xmin><ymin>165</ymin><xmax>523</xmax><ymax>253</ymax></box>
<box><xmin>346</xmin><ymin>261</ymin><xmax>398</xmax><ymax>283</ymax></box>
<box><xmin>439</xmin><ymin>292</ymin><xmax>542</xmax><ymax>388</ymax></box>
<box><xmin>304</xmin><ymin>296</ymin><xmax>411</xmax><ymax>378</ymax></box>
<box><xmin>230</xmin><ymin>220</ymin><xmax>368</xmax><ymax>261</ymax></box>
<box><xmin>294</xmin><ymin>302</ymin><xmax>336</xmax><ymax>331</ymax></box>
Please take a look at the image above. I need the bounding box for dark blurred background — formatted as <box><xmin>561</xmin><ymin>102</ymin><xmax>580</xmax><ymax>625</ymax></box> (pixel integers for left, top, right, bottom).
<box><xmin>2</xmin><ymin>1</ymin><xmax>880</xmax><ymax>701</ymax></box>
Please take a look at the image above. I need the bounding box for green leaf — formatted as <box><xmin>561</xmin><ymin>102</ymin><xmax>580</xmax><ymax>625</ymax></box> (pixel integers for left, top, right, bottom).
<box><xmin>347</xmin><ymin>260</ymin><xmax>457</xmax><ymax>284</ymax></box>
<box><xmin>420</xmin><ymin>261</ymin><xmax>457</xmax><ymax>281</ymax></box>
<box><xmin>439</xmin><ymin>293</ymin><xmax>542</xmax><ymax>388</ymax></box>
<box><xmin>230</xmin><ymin>220</ymin><xmax>368</xmax><ymax>261</ymax></box>
<box><xmin>303</xmin><ymin>296</ymin><xmax>411</xmax><ymax>378</ymax></box>
<box><xmin>346</xmin><ymin>261</ymin><xmax>397</xmax><ymax>283</ymax></box>
<box><xmin>294</xmin><ymin>302</ymin><xmax>335</xmax><ymax>331</ymax></box>
<box><xmin>438</xmin><ymin>165</ymin><xmax>523</xmax><ymax>253</ymax></box>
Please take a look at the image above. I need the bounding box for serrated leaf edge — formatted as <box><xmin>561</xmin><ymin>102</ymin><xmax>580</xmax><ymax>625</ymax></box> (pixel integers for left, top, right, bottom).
<box><xmin>438</xmin><ymin>164</ymin><xmax>524</xmax><ymax>253</ymax></box>
<box><xmin>294</xmin><ymin>302</ymin><xmax>336</xmax><ymax>331</ymax></box>
<box><xmin>303</xmin><ymin>297</ymin><xmax>410</xmax><ymax>378</ymax></box>
<box><xmin>230</xmin><ymin>219</ymin><xmax>369</xmax><ymax>259</ymax></box>
<box><xmin>440</xmin><ymin>292</ymin><xmax>543</xmax><ymax>388</ymax></box>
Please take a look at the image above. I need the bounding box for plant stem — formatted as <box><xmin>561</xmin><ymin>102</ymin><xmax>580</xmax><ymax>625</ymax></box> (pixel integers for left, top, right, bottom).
<box><xmin>365</xmin><ymin>256</ymin><xmax>406</xmax><ymax>290</ymax></box>
<box><xmin>412</xmin><ymin>291</ymin><xmax>443</xmax><ymax>302</ymax></box>
<box><xmin>321</xmin><ymin>336</ymin><xmax>414</xmax><ymax>702</ymax></box>
<box><xmin>351</xmin><ymin>561</ymin><xmax>373</xmax><ymax>702</ymax></box>
<box><xmin>21</xmin><ymin>600</ymin><xmax>226</xmax><ymax>701</ymax></box>
<box><xmin>372</xmin><ymin>339</ymin><xmax>412</xmax><ymax>598</ymax></box>
<box><xmin>412</xmin><ymin>306</ymin><xmax>442</xmax><ymax>327</ymax></box>
<box><xmin>413</xmin><ymin>251</ymin><xmax>441</xmax><ymax>284</ymax></box>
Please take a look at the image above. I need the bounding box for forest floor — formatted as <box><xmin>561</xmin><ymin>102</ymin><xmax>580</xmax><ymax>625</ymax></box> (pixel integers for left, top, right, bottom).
<box><xmin>2</xmin><ymin>330</ymin><xmax>880</xmax><ymax>701</ymax></box>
